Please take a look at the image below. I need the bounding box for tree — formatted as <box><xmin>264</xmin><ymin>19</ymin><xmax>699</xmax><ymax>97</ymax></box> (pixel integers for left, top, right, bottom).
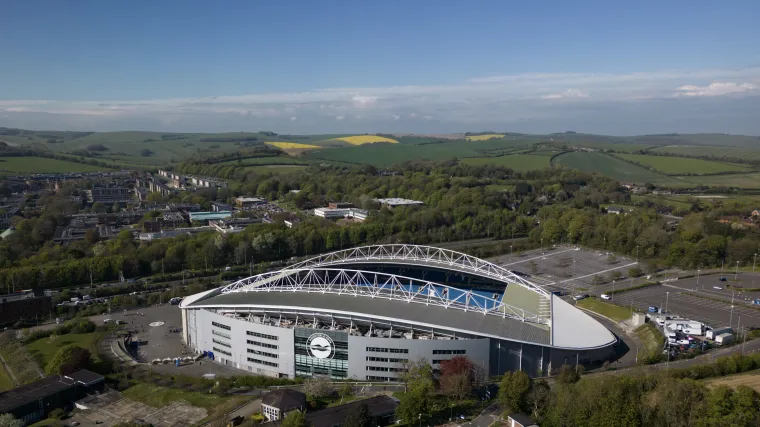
<box><xmin>439</xmin><ymin>356</ymin><xmax>475</xmax><ymax>400</ymax></box>
<box><xmin>45</xmin><ymin>345</ymin><xmax>91</xmax><ymax>375</ymax></box>
<box><xmin>281</xmin><ymin>409</ymin><xmax>308</xmax><ymax>427</ymax></box>
<box><xmin>0</xmin><ymin>414</ymin><xmax>23</xmax><ymax>427</ymax></box>
<box><xmin>498</xmin><ymin>371</ymin><xmax>531</xmax><ymax>414</ymax></box>
<box><xmin>343</xmin><ymin>403</ymin><xmax>371</xmax><ymax>427</ymax></box>
<box><xmin>140</xmin><ymin>148</ymin><xmax>154</xmax><ymax>157</ymax></box>
<box><xmin>627</xmin><ymin>266</ymin><xmax>643</xmax><ymax>278</ymax></box>
<box><xmin>302</xmin><ymin>375</ymin><xmax>333</xmax><ymax>399</ymax></box>
<box><xmin>396</xmin><ymin>359</ymin><xmax>435</xmax><ymax>425</ymax></box>
<box><xmin>556</xmin><ymin>364</ymin><xmax>581</xmax><ymax>385</ymax></box>
<box><xmin>84</xmin><ymin>228</ymin><xmax>100</xmax><ymax>245</ymax></box>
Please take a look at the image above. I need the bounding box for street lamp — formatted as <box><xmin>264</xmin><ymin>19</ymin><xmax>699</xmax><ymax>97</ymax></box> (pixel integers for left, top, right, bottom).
<box><xmin>665</xmin><ymin>292</ymin><xmax>670</xmax><ymax>312</ymax></box>
<box><xmin>697</xmin><ymin>269</ymin><xmax>701</xmax><ymax>290</ymax></box>
<box><xmin>735</xmin><ymin>261</ymin><xmax>740</xmax><ymax>281</ymax></box>
<box><xmin>730</xmin><ymin>305</ymin><xmax>735</xmax><ymax>328</ymax></box>
<box><xmin>754</xmin><ymin>253</ymin><xmax>757</xmax><ymax>272</ymax></box>
<box><xmin>510</xmin><ymin>245</ymin><xmax>513</xmax><ymax>263</ymax></box>
<box><xmin>612</xmin><ymin>280</ymin><xmax>615</xmax><ymax>301</ymax></box>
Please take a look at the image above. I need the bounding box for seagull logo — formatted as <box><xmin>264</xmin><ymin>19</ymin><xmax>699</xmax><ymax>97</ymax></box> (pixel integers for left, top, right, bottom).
<box><xmin>307</xmin><ymin>334</ymin><xmax>334</xmax><ymax>360</ymax></box>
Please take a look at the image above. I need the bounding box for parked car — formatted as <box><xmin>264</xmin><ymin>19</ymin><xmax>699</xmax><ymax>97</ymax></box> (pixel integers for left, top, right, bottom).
<box><xmin>600</xmin><ymin>294</ymin><xmax>611</xmax><ymax>300</ymax></box>
<box><xmin>719</xmin><ymin>277</ymin><xmax>728</xmax><ymax>282</ymax></box>
<box><xmin>648</xmin><ymin>306</ymin><xmax>659</xmax><ymax>313</ymax></box>
<box><xmin>573</xmin><ymin>294</ymin><xmax>589</xmax><ymax>301</ymax></box>
<box><xmin>713</xmin><ymin>286</ymin><xmax>723</xmax><ymax>290</ymax></box>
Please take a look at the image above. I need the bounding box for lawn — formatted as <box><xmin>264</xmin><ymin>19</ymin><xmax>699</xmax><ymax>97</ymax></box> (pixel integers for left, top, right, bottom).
<box><xmin>553</xmin><ymin>152</ymin><xmax>679</xmax><ymax>185</ymax></box>
<box><xmin>0</xmin><ymin>157</ymin><xmax>111</xmax><ymax>174</ymax></box>
<box><xmin>26</xmin><ymin>332</ymin><xmax>104</xmax><ymax>367</ymax></box>
<box><xmin>672</xmin><ymin>172</ymin><xmax>760</xmax><ymax>189</ymax></box>
<box><xmin>0</xmin><ymin>362</ymin><xmax>14</xmax><ymax>392</ymax></box>
<box><xmin>0</xmin><ymin>332</ymin><xmax>42</xmax><ymax>385</ymax></box>
<box><xmin>634</xmin><ymin>322</ymin><xmax>665</xmax><ymax>361</ymax></box>
<box><xmin>122</xmin><ymin>383</ymin><xmax>250</xmax><ymax>421</ymax></box>
<box><xmin>462</xmin><ymin>154</ymin><xmax>551</xmax><ymax>171</ymax></box>
<box><xmin>616</xmin><ymin>153</ymin><xmax>752</xmax><ymax>175</ymax></box>
<box><xmin>576</xmin><ymin>298</ymin><xmax>634</xmax><ymax>322</ymax></box>
<box><xmin>466</xmin><ymin>134</ymin><xmax>505</xmax><ymax>141</ymax></box>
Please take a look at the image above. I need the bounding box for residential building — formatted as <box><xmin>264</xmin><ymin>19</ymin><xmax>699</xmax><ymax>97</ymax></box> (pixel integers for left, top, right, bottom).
<box><xmin>236</xmin><ymin>197</ymin><xmax>267</xmax><ymax>208</ymax></box>
<box><xmin>210</xmin><ymin>201</ymin><xmax>233</xmax><ymax>212</ymax></box>
<box><xmin>305</xmin><ymin>395</ymin><xmax>398</xmax><ymax>427</ymax></box>
<box><xmin>507</xmin><ymin>413</ymin><xmax>539</xmax><ymax>427</ymax></box>
<box><xmin>314</xmin><ymin>208</ymin><xmax>368</xmax><ymax>221</ymax></box>
<box><xmin>328</xmin><ymin>202</ymin><xmax>354</xmax><ymax>209</ymax></box>
<box><xmin>606</xmin><ymin>206</ymin><xmax>624</xmax><ymax>215</ymax></box>
<box><xmin>86</xmin><ymin>187</ymin><xmax>133</xmax><ymax>205</ymax></box>
<box><xmin>751</xmin><ymin>208</ymin><xmax>760</xmax><ymax>217</ymax></box>
<box><xmin>189</xmin><ymin>211</ymin><xmax>232</xmax><ymax>223</ymax></box>
<box><xmin>260</xmin><ymin>389</ymin><xmax>306</xmax><ymax>421</ymax></box>
<box><xmin>209</xmin><ymin>218</ymin><xmax>261</xmax><ymax>234</ymax></box>
<box><xmin>374</xmin><ymin>198</ymin><xmax>424</xmax><ymax>208</ymax></box>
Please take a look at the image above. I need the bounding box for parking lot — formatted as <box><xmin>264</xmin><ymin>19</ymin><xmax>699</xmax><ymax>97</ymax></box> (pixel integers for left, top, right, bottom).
<box><xmin>607</xmin><ymin>275</ymin><xmax>760</xmax><ymax>331</ymax></box>
<box><xmin>490</xmin><ymin>245</ymin><xmax>641</xmax><ymax>294</ymax></box>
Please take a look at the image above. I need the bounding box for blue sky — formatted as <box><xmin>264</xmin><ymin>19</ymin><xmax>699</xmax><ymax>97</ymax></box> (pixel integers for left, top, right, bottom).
<box><xmin>1</xmin><ymin>0</ymin><xmax>759</xmax><ymax>134</ymax></box>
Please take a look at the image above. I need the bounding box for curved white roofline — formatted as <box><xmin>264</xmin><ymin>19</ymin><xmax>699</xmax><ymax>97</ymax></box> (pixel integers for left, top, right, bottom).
<box><xmin>290</xmin><ymin>244</ymin><xmax>550</xmax><ymax>297</ymax></box>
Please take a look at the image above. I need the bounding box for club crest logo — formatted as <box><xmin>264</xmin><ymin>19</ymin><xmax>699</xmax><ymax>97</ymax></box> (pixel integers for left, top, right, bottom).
<box><xmin>307</xmin><ymin>333</ymin><xmax>335</xmax><ymax>360</ymax></box>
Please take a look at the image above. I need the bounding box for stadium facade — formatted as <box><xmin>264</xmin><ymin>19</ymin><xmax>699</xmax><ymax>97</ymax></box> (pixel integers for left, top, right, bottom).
<box><xmin>180</xmin><ymin>245</ymin><xmax>617</xmax><ymax>380</ymax></box>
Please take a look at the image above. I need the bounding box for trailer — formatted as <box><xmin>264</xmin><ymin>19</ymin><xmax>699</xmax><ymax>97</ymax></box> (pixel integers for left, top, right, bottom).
<box><xmin>664</xmin><ymin>320</ymin><xmax>704</xmax><ymax>336</ymax></box>
<box><xmin>706</xmin><ymin>327</ymin><xmax>732</xmax><ymax>340</ymax></box>
<box><xmin>715</xmin><ymin>333</ymin><xmax>734</xmax><ymax>346</ymax></box>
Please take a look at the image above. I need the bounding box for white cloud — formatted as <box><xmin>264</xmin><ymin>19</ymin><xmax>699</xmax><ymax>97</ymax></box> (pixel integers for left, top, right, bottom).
<box><xmin>541</xmin><ymin>89</ymin><xmax>589</xmax><ymax>100</ymax></box>
<box><xmin>675</xmin><ymin>82</ymin><xmax>758</xmax><ymax>97</ymax></box>
<box><xmin>1</xmin><ymin>66</ymin><xmax>759</xmax><ymax>134</ymax></box>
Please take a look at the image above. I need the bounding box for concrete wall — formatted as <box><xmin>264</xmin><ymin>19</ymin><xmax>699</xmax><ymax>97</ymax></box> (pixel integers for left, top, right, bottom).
<box><xmin>189</xmin><ymin>309</ymin><xmax>296</xmax><ymax>378</ymax></box>
<box><xmin>347</xmin><ymin>335</ymin><xmax>490</xmax><ymax>381</ymax></box>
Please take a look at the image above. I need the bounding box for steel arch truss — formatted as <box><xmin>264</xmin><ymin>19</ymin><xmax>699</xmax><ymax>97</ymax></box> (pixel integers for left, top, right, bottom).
<box><xmin>290</xmin><ymin>244</ymin><xmax>549</xmax><ymax>297</ymax></box>
<box><xmin>220</xmin><ymin>268</ymin><xmax>547</xmax><ymax>325</ymax></box>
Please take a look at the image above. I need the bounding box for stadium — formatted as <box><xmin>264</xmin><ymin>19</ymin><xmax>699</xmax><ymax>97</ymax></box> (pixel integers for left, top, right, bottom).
<box><xmin>180</xmin><ymin>244</ymin><xmax>618</xmax><ymax>380</ymax></box>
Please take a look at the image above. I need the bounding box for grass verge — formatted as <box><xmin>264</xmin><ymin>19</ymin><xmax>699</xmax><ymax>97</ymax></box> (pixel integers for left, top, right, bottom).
<box><xmin>26</xmin><ymin>332</ymin><xmax>104</xmax><ymax>367</ymax></box>
<box><xmin>608</xmin><ymin>281</ymin><xmax>660</xmax><ymax>295</ymax></box>
<box><xmin>0</xmin><ymin>361</ymin><xmax>14</xmax><ymax>391</ymax></box>
<box><xmin>635</xmin><ymin>322</ymin><xmax>665</xmax><ymax>363</ymax></box>
<box><xmin>576</xmin><ymin>298</ymin><xmax>634</xmax><ymax>322</ymax></box>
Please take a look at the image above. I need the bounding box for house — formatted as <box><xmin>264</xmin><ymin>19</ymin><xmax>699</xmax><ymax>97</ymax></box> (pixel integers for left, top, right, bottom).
<box><xmin>507</xmin><ymin>413</ymin><xmax>539</xmax><ymax>427</ymax></box>
<box><xmin>606</xmin><ymin>206</ymin><xmax>624</xmax><ymax>215</ymax></box>
<box><xmin>261</xmin><ymin>389</ymin><xmax>307</xmax><ymax>421</ymax></box>
<box><xmin>305</xmin><ymin>395</ymin><xmax>398</xmax><ymax>427</ymax></box>
<box><xmin>751</xmin><ymin>208</ymin><xmax>760</xmax><ymax>217</ymax></box>
<box><xmin>236</xmin><ymin>197</ymin><xmax>267</xmax><ymax>208</ymax></box>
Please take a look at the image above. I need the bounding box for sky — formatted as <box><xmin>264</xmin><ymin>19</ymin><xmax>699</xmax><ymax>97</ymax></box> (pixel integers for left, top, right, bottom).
<box><xmin>1</xmin><ymin>0</ymin><xmax>759</xmax><ymax>135</ymax></box>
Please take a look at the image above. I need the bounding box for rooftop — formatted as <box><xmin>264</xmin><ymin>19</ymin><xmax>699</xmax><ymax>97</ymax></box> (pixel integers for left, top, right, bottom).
<box><xmin>306</xmin><ymin>395</ymin><xmax>398</xmax><ymax>427</ymax></box>
<box><xmin>261</xmin><ymin>389</ymin><xmax>306</xmax><ymax>410</ymax></box>
<box><xmin>375</xmin><ymin>198</ymin><xmax>424</xmax><ymax>206</ymax></box>
<box><xmin>0</xmin><ymin>375</ymin><xmax>75</xmax><ymax>413</ymax></box>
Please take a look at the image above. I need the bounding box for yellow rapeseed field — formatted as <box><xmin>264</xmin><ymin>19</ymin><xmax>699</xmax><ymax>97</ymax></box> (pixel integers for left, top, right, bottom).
<box><xmin>466</xmin><ymin>134</ymin><xmax>505</xmax><ymax>141</ymax></box>
<box><xmin>333</xmin><ymin>135</ymin><xmax>399</xmax><ymax>145</ymax></box>
<box><xmin>265</xmin><ymin>142</ymin><xmax>321</xmax><ymax>149</ymax></box>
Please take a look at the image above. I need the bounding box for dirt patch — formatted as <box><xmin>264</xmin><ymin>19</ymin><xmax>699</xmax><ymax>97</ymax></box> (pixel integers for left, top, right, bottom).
<box><xmin>706</xmin><ymin>372</ymin><xmax>760</xmax><ymax>392</ymax></box>
<box><xmin>73</xmin><ymin>390</ymin><xmax>208</xmax><ymax>427</ymax></box>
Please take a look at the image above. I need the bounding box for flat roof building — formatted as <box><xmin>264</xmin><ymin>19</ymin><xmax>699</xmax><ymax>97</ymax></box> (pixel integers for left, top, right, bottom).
<box><xmin>189</xmin><ymin>211</ymin><xmax>232</xmax><ymax>223</ymax></box>
<box><xmin>375</xmin><ymin>198</ymin><xmax>424</xmax><ymax>207</ymax></box>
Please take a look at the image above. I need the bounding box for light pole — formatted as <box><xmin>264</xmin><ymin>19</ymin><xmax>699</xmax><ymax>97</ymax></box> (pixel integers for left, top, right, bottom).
<box><xmin>636</xmin><ymin>245</ymin><xmax>639</xmax><ymax>263</ymax></box>
<box><xmin>730</xmin><ymin>305</ymin><xmax>735</xmax><ymax>329</ymax></box>
<box><xmin>735</xmin><ymin>261</ymin><xmax>740</xmax><ymax>281</ymax></box>
<box><xmin>612</xmin><ymin>280</ymin><xmax>615</xmax><ymax>301</ymax></box>
<box><xmin>541</xmin><ymin>238</ymin><xmax>544</xmax><ymax>254</ymax></box>
<box><xmin>754</xmin><ymin>253</ymin><xmax>757</xmax><ymax>272</ymax></box>
<box><xmin>510</xmin><ymin>245</ymin><xmax>513</xmax><ymax>263</ymax></box>
<box><xmin>665</xmin><ymin>292</ymin><xmax>670</xmax><ymax>312</ymax></box>
<box><xmin>697</xmin><ymin>269</ymin><xmax>701</xmax><ymax>290</ymax></box>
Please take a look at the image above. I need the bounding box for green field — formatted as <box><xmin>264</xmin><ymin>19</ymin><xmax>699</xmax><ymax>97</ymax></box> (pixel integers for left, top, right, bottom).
<box><xmin>616</xmin><ymin>153</ymin><xmax>752</xmax><ymax>174</ymax></box>
<box><xmin>554</xmin><ymin>152</ymin><xmax>676</xmax><ymax>184</ymax></box>
<box><xmin>462</xmin><ymin>154</ymin><xmax>551</xmax><ymax>171</ymax></box>
<box><xmin>308</xmin><ymin>141</ymin><xmax>483</xmax><ymax>166</ymax></box>
<box><xmin>245</xmin><ymin>165</ymin><xmax>308</xmax><ymax>174</ymax></box>
<box><xmin>670</xmin><ymin>173</ymin><xmax>760</xmax><ymax>189</ymax></box>
<box><xmin>122</xmin><ymin>383</ymin><xmax>250</xmax><ymax>422</ymax></box>
<box><xmin>26</xmin><ymin>332</ymin><xmax>104</xmax><ymax>367</ymax></box>
<box><xmin>576</xmin><ymin>298</ymin><xmax>634</xmax><ymax>322</ymax></box>
<box><xmin>651</xmin><ymin>145</ymin><xmax>760</xmax><ymax>162</ymax></box>
<box><xmin>0</xmin><ymin>157</ymin><xmax>110</xmax><ymax>174</ymax></box>
<box><xmin>218</xmin><ymin>156</ymin><xmax>311</xmax><ymax>166</ymax></box>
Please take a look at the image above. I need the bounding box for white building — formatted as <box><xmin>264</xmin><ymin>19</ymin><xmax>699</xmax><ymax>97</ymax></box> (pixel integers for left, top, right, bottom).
<box><xmin>375</xmin><ymin>198</ymin><xmax>424</xmax><ymax>208</ymax></box>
